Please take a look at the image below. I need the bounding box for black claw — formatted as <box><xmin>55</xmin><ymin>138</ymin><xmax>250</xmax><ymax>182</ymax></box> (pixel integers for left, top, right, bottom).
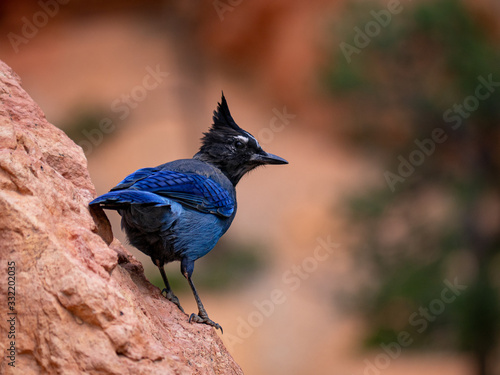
<box><xmin>189</xmin><ymin>313</ymin><xmax>223</xmax><ymax>333</ymax></box>
<box><xmin>161</xmin><ymin>288</ymin><xmax>185</xmax><ymax>313</ymax></box>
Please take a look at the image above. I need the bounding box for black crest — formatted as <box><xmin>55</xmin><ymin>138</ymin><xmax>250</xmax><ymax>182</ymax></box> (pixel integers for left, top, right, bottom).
<box><xmin>200</xmin><ymin>93</ymin><xmax>245</xmax><ymax>146</ymax></box>
<box><xmin>212</xmin><ymin>92</ymin><xmax>242</xmax><ymax>133</ymax></box>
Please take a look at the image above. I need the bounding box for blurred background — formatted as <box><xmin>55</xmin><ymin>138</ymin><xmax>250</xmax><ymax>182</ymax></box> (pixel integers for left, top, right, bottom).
<box><xmin>1</xmin><ymin>0</ymin><xmax>499</xmax><ymax>374</ymax></box>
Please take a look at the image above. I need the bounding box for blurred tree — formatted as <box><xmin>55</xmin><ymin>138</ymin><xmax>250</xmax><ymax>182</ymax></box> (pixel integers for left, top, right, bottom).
<box><xmin>326</xmin><ymin>1</ymin><xmax>500</xmax><ymax>375</ymax></box>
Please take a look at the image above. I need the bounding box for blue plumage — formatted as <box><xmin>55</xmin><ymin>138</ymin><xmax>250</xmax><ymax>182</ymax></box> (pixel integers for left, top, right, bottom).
<box><xmin>102</xmin><ymin>165</ymin><xmax>235</xmax><ymax>217</ymax></box>
<box><xmin>90</xmin><ymin>94</ymin><xmax>287</xmax><ymax>331</ymax></box>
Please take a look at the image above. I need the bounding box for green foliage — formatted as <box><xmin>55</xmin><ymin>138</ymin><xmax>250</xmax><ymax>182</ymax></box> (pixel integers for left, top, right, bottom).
<box><xmin>58</xmin><ymin>106</ymin><xmax>122</xmax><ymax>156</ymax></box>
<box><xmin>59</xmin><ymin>107</ymin><xmax>110</xmax><ymax>144</ymax></box>
<box><xmin>326</xmin><ymin>0</ymin><xmax>500</xmax><ymax>372</ymax></box>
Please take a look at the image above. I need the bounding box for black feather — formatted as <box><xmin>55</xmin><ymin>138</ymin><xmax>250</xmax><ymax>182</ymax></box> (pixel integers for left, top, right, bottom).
<box><xmin>212</xmin><ymin>92</ymin><xmax>242</xmax><ymax>133</ymax></box>
<box><xmin>199</xmin><ymin>93</ymin><xmax>246</xmax><ymax>149</ymax></box>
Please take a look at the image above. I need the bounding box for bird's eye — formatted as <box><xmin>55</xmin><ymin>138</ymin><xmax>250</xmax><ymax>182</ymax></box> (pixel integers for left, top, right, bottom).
<box><xmin>234</xmin><ymin>140</ymin><xmax>245</xmax><ymax>149</ymax></box>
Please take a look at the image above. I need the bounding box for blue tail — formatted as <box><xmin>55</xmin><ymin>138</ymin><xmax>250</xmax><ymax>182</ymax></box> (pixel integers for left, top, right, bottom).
<box><xmin>90</xmin><ymin>190</ymin><xmax>170</xmax><ymax>209</ymax></box>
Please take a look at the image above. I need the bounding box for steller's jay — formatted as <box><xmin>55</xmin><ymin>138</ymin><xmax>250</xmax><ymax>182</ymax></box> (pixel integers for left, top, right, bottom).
<box><xmin>90</xmin><ymin>94</ymin><xmax>288</xmax><ymax>331</ymax></box>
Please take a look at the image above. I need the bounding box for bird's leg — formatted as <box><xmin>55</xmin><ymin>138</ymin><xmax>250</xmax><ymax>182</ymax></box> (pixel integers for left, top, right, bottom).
<box><xmin>155</xmin><ymin>259</ymin><xmax>184</xmax><ymax>313</ymax></box>
<box><xmin>181</xmin><ymin>260</ymin><xmax>223</xmax><ymax>333</ymax></box>
<box><xmin>186</xmin><ymin>275</ymin><xmax>223</xmax><ymax>333</ymax></box>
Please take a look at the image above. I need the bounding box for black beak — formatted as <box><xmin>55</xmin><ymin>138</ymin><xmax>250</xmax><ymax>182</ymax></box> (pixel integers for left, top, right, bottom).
<box><xmin>252</xmin><ymin>151</ymin><xmax>288</xmax><ymax>165</ymax></box>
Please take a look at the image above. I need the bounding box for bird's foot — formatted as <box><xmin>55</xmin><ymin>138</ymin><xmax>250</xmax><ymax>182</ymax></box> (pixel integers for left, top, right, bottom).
<box><xmin>189</xmin><ymin>311</ymin><xmax>223</xmax><ymax>333</ymax></box>
<box><xmin>161</xmin><ymin>288</ymin><xmax>185</xmax><ymax>313</ymax></box>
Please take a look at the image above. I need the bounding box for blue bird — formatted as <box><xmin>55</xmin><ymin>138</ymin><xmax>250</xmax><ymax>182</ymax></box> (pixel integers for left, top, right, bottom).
<box><xmin>90</xmin><ymin>94</ymin><xmax>288</xmax><ymax>331</ymax></box>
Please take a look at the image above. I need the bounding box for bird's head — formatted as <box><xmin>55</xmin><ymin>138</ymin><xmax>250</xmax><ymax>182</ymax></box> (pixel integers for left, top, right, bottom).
<box><xmin>194</xmin><ymin>93</ymin><xmax>288</xmax><ymax>185</ymax></box>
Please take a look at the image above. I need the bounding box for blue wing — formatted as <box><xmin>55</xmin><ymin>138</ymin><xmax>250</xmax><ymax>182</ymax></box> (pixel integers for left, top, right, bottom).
<box><xmin>110</xmin><ymin>167</ymin><xmax>158</xmax><ymax>191</ymax></box>
<box><xmin>91</xmin><ymin>168</ymin><xmax>235</xmax><ymax>218</ymax></box>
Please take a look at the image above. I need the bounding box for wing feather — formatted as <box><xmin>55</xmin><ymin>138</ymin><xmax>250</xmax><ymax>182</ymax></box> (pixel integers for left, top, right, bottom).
<box><xmin>95</xmin><ymin>169</ymin><xmax>235</xmax><ymax>218</ymax></box>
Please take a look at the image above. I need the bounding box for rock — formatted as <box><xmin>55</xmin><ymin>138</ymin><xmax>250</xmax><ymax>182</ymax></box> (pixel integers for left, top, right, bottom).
<box><xmin>0</xmin><ymin>60</ymin><xmax>243</xmax><ymax>375</ymax></box>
